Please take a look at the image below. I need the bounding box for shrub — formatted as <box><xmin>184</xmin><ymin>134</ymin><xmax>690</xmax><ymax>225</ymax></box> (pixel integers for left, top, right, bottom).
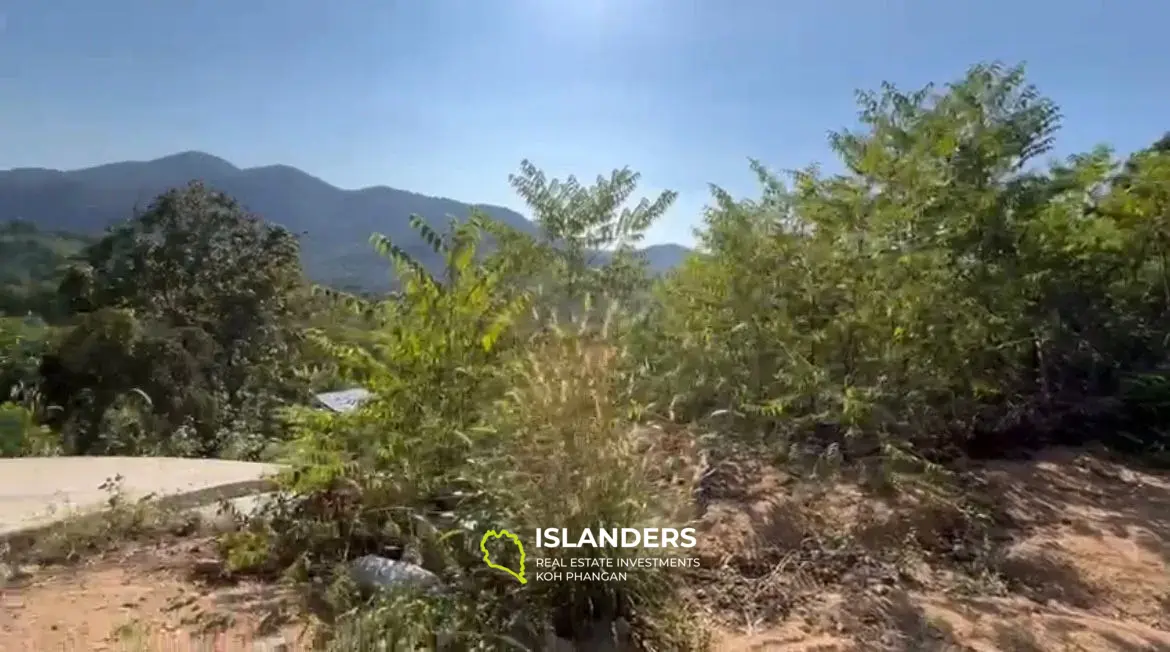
<box><xmin>223</xmin><ymin>216</ymin><xmax>706</xmax><ymax>649</ymax></box>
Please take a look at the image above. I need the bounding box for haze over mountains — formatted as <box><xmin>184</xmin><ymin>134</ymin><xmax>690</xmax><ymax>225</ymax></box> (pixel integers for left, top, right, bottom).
<box><xmin>0</xmin><ymin>151</ymin><xmax>692</xmax><ymax>291</ymax></box>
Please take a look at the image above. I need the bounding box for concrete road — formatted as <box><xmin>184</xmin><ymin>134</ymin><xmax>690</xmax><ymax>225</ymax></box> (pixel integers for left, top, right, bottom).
<box><xmin>0</xmin><ymin>456</ymin><xmax>282</xmax><ymax>538</ymax></box>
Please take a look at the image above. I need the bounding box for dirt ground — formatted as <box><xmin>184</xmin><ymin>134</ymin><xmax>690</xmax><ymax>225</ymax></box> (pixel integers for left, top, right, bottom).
<box><xmin>0</xmin><ymin>539</ymin><xmax>309</xmax><ymax>652</ymax></box>
<box><xmin>2</xmin><ymin>446</ymin><xmax>1170</xmax><ymax>651</ymax></box>
<box><xmin>700</xmin><ymin>448</ymin><xmax>1170</xmax><ymax>651</ymax></box>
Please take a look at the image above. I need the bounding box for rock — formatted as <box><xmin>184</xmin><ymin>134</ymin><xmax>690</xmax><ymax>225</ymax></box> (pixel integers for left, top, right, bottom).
<box><xmin>544</xmin><ymin>617</ymin><xmax>631</xmax><ymax>651</ymax></box>
<box><xmin>349</xmin><ymin>555</ymin><xmax>443</xmax><ymax>594</ymax></box>
<box><xmin>0</xmin><ymin>562</ymin><xmax>30</xmax><ymax>585</ymax></box>
<box><xmin>190</xmin><ymin>557</ymin><xmax>228</xmax><ymax>581</ymax></box>
<box><xmin>252</xmin><ymin>634</ymin><xmax>290</xmax><ymax>652</ymax></box>
<box><xmin>545</xmin><ymin>633</ymin><xmax>575</xmax><ymax>651</ymax></box>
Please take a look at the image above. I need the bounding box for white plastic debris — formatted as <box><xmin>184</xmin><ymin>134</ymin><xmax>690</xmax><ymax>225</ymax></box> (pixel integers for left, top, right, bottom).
<box><xmin>314</xmin><ymin>388</ymin><xmax>373</xmax><ymax>413</ymax></box>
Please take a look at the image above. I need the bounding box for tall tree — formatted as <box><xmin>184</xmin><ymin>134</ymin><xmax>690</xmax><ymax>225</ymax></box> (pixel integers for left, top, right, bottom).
<box><xmin>51</xmin><ymin>182</ymin><xmax>310</xmax><ymax>456</ymax></box>
<box><xmin>508</xmin><ymin>161</ymin><xmax>677</xmax><ymax>305</ymax></box>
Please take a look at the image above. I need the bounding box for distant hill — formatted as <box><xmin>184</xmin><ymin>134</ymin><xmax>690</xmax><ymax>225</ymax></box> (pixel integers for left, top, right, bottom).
<box><xmin>0</xmin><ymin>152</ymin><xmax>692</xmax><ymax>290</ymax></box>
<box><xmin>0</xmin><ymin>220</ymin><xmax>92</xmax><ymax>318</ymax></box>
<box><xmin>639</xmin><ymin>243</ymin><xmax>693</xmax><ymax>272</ymax></box>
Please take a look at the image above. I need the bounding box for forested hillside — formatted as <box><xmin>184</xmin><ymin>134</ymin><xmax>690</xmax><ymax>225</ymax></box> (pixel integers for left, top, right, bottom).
<box><xmin>3</xmin><ymin>63</ymin><xmax>1170</xmax><ymax>650</ymax></box>
<box><xmin>0</xmin><ymin>152</ymin><xmax>692</xmax><ymax>291</ymax></box>
<box><xmin>0</xmin><ymin>220</ymin><xmax>91</xmax><ymax>319</ymax></box>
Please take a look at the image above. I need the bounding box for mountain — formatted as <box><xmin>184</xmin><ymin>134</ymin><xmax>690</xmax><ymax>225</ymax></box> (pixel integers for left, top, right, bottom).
<box><xmin>640</xmin><ymin>244</ymin><xmax>693</xmax><ymax>272</ymax></box>
<box><xmin>0</xmin><ymin>152</ymin><xmax>692</xmax><ymax>291</ymax></box>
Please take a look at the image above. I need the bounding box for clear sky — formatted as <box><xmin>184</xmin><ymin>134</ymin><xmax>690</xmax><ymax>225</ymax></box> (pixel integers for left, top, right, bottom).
<box><xmin>1</xmin><ymin>0</ymin><xmax>1167</xmax><ymax>247</ymax></box>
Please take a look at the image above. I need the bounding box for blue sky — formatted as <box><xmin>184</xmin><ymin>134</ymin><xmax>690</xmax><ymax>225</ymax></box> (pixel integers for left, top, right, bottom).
<box><xmin>1</xmin><ymin>0</ymin><xmax>1167</xmax><ymax>247</ymax></box>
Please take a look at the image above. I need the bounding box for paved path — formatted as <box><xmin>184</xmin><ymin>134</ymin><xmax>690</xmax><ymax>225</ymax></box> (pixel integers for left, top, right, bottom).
<box><xmin>0</xmin><ymin>456</ymin><xmax>282</xmax><ymax>538</ymax></box>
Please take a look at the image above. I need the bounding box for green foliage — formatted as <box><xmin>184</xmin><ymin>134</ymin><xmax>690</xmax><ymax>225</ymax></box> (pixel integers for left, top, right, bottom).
<box><xmin>508</xmin><ymin>160</ymin><xmax>677</xmax><ymax>308</ymax></box>
<box><xmin>0</xmin><ymin>315</ymin><xmax>50</xmax><ymax>398</ymax></box>
<box><xmin>0</xmin><ymin>401</ymin><xmax>60</xmax><ymax>457</ymax></box>
<box><xmin>39</xmin><ymin>308</ymin><xmax>209</xmax><ymax>455</ymax></box>
<box><xmin>227</xmin><ymin>209</ymin><xmax>703</xmax><ymax>649</ymax></box>
<box><xmin>0</xmin><ymin>220</ymin><xmax>90</xmax><ymax>320</ymax></box>
<box><xmin>0</xmin><ymin>315</ymin><xmax>62</xmax><ymax>457</ymax></box>
<box><xmin>638</xmin><ymin>62</ymin><xmax>1170</xmax><ymax>477</ymax></box>
<box><xmin>246</xmin><ymin>212</ymin><xmax>533</xmax><ymax>569</ymax></box>
<box><xmin>43</xmin><ymin>182</ymin><xmax>311</xmax><ymax>457</ymax></box>
<box><xmin>262</xmin><ymin>213</ymin><xmax>533</xmax><ymax>542</ymax></box>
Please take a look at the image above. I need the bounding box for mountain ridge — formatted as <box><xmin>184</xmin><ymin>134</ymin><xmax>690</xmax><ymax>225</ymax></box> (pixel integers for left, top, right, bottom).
<box><xmin>0</xmin><ymin>152</ymin><xmax>692</xmax><ymax>290</ymax></box>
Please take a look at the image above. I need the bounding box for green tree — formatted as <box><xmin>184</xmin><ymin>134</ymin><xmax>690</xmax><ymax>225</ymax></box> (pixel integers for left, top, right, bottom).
<box><xmin>51</xmin><ymin>182</ymin><xmax>310</xmax><ymax>457</ymax></box>
<box><xmin>639</xmin><ymin>62</ymin><xmax>1166</xmax><ymax>472</ymax></box>
<box><xmin>1113</xmin><ymin>132</ymin><xmax>1170</xmax><ymax>191</ymax></box>
<box><xmin>0</xmin><ymin>315</ymin><xmax>50</xmax><ymax>400</ymax></box>
<box><xmin>39</xmin><ymin>308</ymin><xmax>220</xmax><ymax>455</ymax></box>
<box><xmin>507</xmin><ymin>161</ymin><xmax>677</xmax><ymax>307</ymax></box>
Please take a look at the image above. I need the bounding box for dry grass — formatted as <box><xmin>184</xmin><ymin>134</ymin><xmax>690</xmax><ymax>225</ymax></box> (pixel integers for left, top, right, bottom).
<box><xmin>0</xmin><ymin>478</ymin><xmax>218</xmax><ymax>569</ymax></box>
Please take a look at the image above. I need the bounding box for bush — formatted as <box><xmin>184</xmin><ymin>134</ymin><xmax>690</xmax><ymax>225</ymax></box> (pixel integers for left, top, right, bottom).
<box><xmin>221</xmin><ymin>212</ymin><xmax>706</xmax><ymax>648</ymax></box>
<box><xmin>635</xmin><ymin>63</ymin><xmax>1170</xmax><ymax>478</ymax></box>
<box><xmin>0</xmin><ymin>401</ymin><xmax>60</xmax><ymax>457</ymax></box>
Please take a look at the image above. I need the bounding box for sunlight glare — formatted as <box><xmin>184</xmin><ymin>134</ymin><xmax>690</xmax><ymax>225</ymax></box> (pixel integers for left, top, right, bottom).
<box><xmin>521</xmin><ymin>0</ymin><xmax>639</xmax><ymax>37</ymax></box>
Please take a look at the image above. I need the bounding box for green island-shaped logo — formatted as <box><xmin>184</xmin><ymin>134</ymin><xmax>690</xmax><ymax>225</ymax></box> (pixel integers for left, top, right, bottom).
<box><xmin>480</xmin><ymin>529</ymin><xmax>527</xmax><ymax>584</ymax></box>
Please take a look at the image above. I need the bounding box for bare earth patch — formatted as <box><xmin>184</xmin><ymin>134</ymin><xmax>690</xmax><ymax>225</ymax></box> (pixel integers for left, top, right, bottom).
<box><xmin>700</xmin><ymin>447</ymin><xmax>1170</xmax><ymax>651</ymax></box>
<box><xmin>0</xmin><ymin>538</ymin><xmax>308</xmax><ymax>652</ymax></box>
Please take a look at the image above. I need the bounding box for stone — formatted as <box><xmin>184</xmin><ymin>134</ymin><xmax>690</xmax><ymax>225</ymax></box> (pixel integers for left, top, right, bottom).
<box><xmin>0</xmin><ymin>561</ymin><xmax>29</xmax><ymax>585</ymax></box>
<box><xmin>251</xmin><ymin>634</ymin><xmax>290</xmax><ymax>652</ymax></box>
<box><xmin>190</xmin><ymin>557</ymin><xmax>228</xmax><ymax>581</ymax></box>
<box><xmin>349</xmin><ymin>555</ymin><xmax>443</xmax><ymax>594</ymax></box>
